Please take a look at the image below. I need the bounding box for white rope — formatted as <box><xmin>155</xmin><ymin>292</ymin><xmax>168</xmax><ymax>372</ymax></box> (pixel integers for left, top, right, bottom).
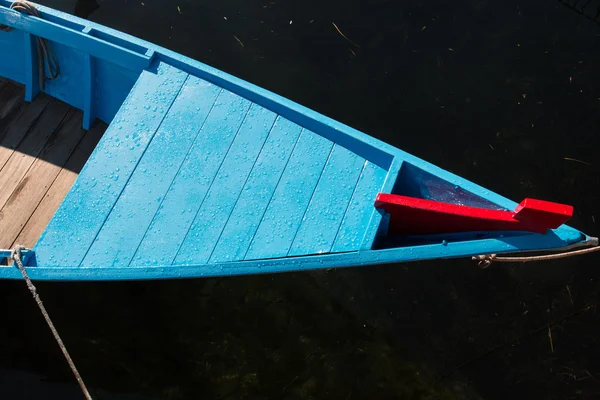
<box><xmin>11</xmin><ymin>245</ymin><xmax>94</xmax><ymax>400</ymax></box>
<box><xmin>473</xmin><ymin>236</ymin><xmax>600</xmax><ymax>268</ymax></box>
<box><xmin>0</xmin><ymin>1</ymin><xmax>60</xmax><ymax>89</ymax></box>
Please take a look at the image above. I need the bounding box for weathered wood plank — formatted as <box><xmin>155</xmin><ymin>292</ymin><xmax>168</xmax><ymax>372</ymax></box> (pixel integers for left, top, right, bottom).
<box><xmin>244</xmin><ymin>130</ymin><xmax>334</xmax><ymax>260</ymax></box>
<box><xmin>131</xmin><ymin>89</ymin><xmax>251</xmax><ymax>266</ymax></box>
<box><xmin>288</xmin><ymin>145</ymin><xmax>365</xmax><ymax>256</ymax></box>
<box><xmin>82</xmin><ymin>76</ymin><xmax>221</xmax><ymax>268</ymax></box>
<box><xmin>12</xmin><ymin>122</ymin><xmax>106</xmax><ymax>249</ymax></box>
<box><xmin>332</xmin><ymin>162</ymin><xmax>387</xmax><ymax>252</ymax></box>
<box><xmin>0</xmin><ymin>100</ymin><xmax>70</xmax><ymax>211</ymax></box>
<box><xmin>0</xmin><ymin>110</ymin><xmax>87</xmax><ymax>248</ymax></box>
<box><xmin>0</xmin><ymin>81</ymin><xmax>24</xmax><ymax>134</ymax></box>
<box><xmin>209</xmin><ymin>118</ymin><xmax>303</xmax><ymax>263</ymax></box>
<box><xmin>0</xmin><ymin>92</ymin><xmax>52</xmax><ymax>169</ymax></box>
<box><xmin>173</xmin><ymin>104</ymin><xmax>278</xmax><ymax>265</ymax></box>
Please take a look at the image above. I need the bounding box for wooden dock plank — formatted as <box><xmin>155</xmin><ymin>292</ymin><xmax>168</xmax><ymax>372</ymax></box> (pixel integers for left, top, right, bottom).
<box><xmin>173</xmin><ymin>104</ymin><xmax>278</xmax><ymax>265</ymax></box>
<box><xmin>244</xmin><ymin>130</ymin><xmax>334</xmax><ymax>260</ymax></box>
<box><xmin>209</xmin><ymin>118</ymin><xmax>303</xmax><ymax>263</ymax></box>
<box><xmin>82</xmin><ymin>76</ymin><xmax>221</xmax><ymax>268</ymax></box>
<box><xmin>0</xmin><ymin>110</ymin><xmax>86</xmax><ymax>248</ymax></box>
<box><xmin>332</xmin><ymin>162</ymin><xmax>387</xmax><ymax>252</ymax></box>
<box><xmin>13</xmin><ymin>122</ymin><xmax>106</xmax><ymax>249</ymax></box>
<box><xmin>288</xmin><ymin>145</ymin><xmax>365</xmax><ymax>256</ymax></box>
<box><xmin>0</xmin><ymin>100</ymin><xmax>71</xmax><ymax>211</ymax></box>
<box><xmin>131</xmin><ymin>89</ymin><xmax>252</xmax><ymax>266</ymax></box>
<box><xmin>33</xmin><ymin>62</ymin><xmax>188</xmax><ymax>267</ymax></box>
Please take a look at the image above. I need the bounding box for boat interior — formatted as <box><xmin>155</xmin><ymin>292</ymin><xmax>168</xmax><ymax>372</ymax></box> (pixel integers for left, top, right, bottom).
<box><xmin>0</xmin><ymin>78</ymin><xmax>107</xmax><ymax>250</ymax></box>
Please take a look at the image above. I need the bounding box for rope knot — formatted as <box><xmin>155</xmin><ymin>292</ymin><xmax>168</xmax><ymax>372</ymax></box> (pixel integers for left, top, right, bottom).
<box><xmin>472</xmin><ymin>254</ymin><xmax>497</xmax><ymax>269</ymax></box>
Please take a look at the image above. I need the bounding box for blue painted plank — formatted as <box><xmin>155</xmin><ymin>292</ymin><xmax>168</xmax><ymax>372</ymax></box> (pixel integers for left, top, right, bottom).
<box><xmin>130</xmin><ymin>90</ymin><xmax>252</xmax><ymax>266</ymax></box>
<box><xmin>81</xmin><ymin>76</ymin><xmax>221</xmax><ymax>268</ymax></box>
<box><xmin>244</xmin><ymin>130</ymin><xmax>334</xmax><ymax>260</ymax></box>
<box><xmin>288</xmin><ymin>145</ymin><xmax>365</xmax><ymax>256</ymax></box>
<box><xmin>174</xmin><ymin>105</ymin><xmax>278</xmax><ymax>264</ymax></box>
<box><xmin>34</xmin><ymin>61</ymin><xmax>188</xmax><ymax>267</ymax></box>
<box><xmin>209</xmin><ymin>118</ymin><xmax>303</xmax><ymax>263</ymax></box>
<box><xmin>332</xmin><ymin>161</ymin><xmax>387</xmax><ymax>252</ymax></box>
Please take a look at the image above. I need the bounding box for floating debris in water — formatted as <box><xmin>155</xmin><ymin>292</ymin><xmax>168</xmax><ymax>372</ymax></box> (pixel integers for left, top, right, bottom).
<box><xmin>332</xmin><ymin>22</ymin><xmax>360</xmax><ymax>48</ymax></box>
<box><xmin>177</xmin><ymin>5</ymin><xmax>182</xmax><ymax>14</ymax></box>
<box><xmin>233</xmin><ymin>35</ymin><xmax>244</xmax><ymax>47</ymax></box>
<box><xmin>563</xmin><ymin>157</ymin><xmax>592</xmax><ymax>166</ymax></box>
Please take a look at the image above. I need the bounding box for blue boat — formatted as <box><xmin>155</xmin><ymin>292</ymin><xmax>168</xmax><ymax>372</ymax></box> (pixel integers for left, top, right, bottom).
<box><xmin>0</xmin><ymin>0</ymin><xmax>595</xmax><ymax>281</ymax></box>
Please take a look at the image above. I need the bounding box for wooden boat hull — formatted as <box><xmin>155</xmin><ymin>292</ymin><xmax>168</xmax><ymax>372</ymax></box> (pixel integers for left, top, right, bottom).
<box><xmin>0</xmin><ymin>1</ymin><xmax>592</xmax><ymax>280</ymax></box>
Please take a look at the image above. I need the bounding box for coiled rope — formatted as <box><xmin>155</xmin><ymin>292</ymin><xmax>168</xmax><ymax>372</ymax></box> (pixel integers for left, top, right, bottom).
<box><xmin>11</xmin><ymin>245</ymin><xmax>93</xmax><ymax>400</ymax></box>
<box><xmin>0</xmin><ymin>1</ymin><xmax>60</xmax><ymax>90</ymax></box>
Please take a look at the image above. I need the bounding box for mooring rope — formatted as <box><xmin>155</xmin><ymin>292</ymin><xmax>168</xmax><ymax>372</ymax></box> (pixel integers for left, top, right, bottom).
<box><xmin>0</xmin><ymin>1</ymin><xmax>60</xmax><ymax>90</ymax></box>
<box><xmin>11</xmin><ymin>245</ymin><xmax>94</xmax><ymax>400</ymax></box>
<box><xmin>473</xmin><ymin>236</ymin><xmax>600</xmax><ymax>268</ymax></box>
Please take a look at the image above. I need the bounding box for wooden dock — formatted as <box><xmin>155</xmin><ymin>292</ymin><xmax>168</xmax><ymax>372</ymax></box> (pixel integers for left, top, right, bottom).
<box><xmin>0</xmin><ymin>78</ymin><xmax>107</xmax><ymax>249</ymax></box>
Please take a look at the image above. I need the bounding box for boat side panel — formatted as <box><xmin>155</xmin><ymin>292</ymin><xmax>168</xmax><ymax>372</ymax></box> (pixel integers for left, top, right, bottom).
<box><xmin>81</xmin><ymin>76</ymin><xmax>221</xmax><ymax>268</ymax></box>
<box><xmin>173</xmin><ymin>105</ymin><xmax>278</xmax><ymax>265</ymax></box>
<box><xmin>42</xmin><ymin>41</ymin><xmax>86</xmax><ymax>110</ymax></box>
<box><xmin>0</xmin><ymin>28</ymin><xmax>25</xmax><ymax>84</ymax></box>
<box><xmin>288</xmin><ymin>145</ymin><xmax>365</xmax><ymax>256</ymax></box>
<box><xmin>244</xmin><ymin>130</ymin><xmax>334</xmax><ymax>260</ymax></box>
<box><xmin>332</xmin><ymin>162</ymin><xmax>388</xmax><ymax>252</ymax></box>
<box><xmin>33</xmin><ymin>61</ymin><xmax>187</xmax><ymax>267</ymax></box>
<box><xmin>94</xmin><ymin>58</ymin><xmax>139</xmax><ymax>124</ymax></box>
<box><xmin>208</xmin><ymin>118</ymin><xmax>303</xmax><ymax>263</ymax></box>
<box><xmin>131</xmin><ymin>89</ymin><xmax>252</xmax><ymax>266</ymax></box>
<box><xmin>0</xmin><ymin>225</ymin><xmax>588</xmax><ymax>281</ymax></box>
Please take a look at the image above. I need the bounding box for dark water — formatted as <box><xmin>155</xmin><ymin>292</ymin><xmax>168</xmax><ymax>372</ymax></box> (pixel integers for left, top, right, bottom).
<box><xmin>2</xmin><ymin>0</ymin><xmax>600</xmax><ymax>398</ymax></box>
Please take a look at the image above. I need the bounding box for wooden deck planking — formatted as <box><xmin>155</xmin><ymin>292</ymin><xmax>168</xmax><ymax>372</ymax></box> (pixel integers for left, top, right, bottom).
<box><xmin>0</xmin><ymin>82</ymin><xmax>25</xmax><ymax>134</ymax></box>
<box><xmin>288</xmin><ymin>144</ymin><xmax>365</xmax><ymax>256</ymax></box>
<box><xmin>332</xmin><ymin>162</ymin><xmax>387</xmax><ymax>252</ymax></box>
<box><xmin>0</xmin><ymin>90</ymin><xmax>51</xmax><ymax>169</ymax></box>
<box><xmin>0</xmin><ymin>110</ymin><xmax>86</xmax><ymax>248</ymax></box>
<box><xmin>208</xmin><ymin>118</ymin><xmax>303</xmax><ymax>264</ymax></box>
<box><xmin>131</xmin><ymin>89</ymin><xmax>252</xmax><ymax>266</ymax></box>
<box><xmin>34</xmin><ymin>62</ymin><xmax>188</xmax><ymax>267</ymax></box>
<box><xmin>0</xmin><ymin>100</ymin><xmax>71</xmax><ymax>211</ymax></box>
<box><xmin>12</xmin><ymin>122</ymin><xmax>106</xmax><ymax>249</ymax></box>
<box><xmin>244</xmin><ymin>129</ymin><xmax>334</xmax><ymax>260</ymax></box>
<box><xmin>82</xmin><ymin>76</ymin><xmax>221</xmax><ymax>268</ymax></box>
<box><xmin>0</xmin><ymin>79</ymin><xmax>107</xmax><ymax>250</ymax></box>
<box><xmin>173</xmin><ymin>104</ymin><xmax>278</xmax><ymax>265</ymax></box>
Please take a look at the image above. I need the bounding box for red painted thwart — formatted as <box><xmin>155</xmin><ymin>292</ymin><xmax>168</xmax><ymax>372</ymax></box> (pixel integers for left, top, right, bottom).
<box><xmin>374</xmin><ymin>194</ymin><xmax>573</xmax><ymax>235</ymax></box>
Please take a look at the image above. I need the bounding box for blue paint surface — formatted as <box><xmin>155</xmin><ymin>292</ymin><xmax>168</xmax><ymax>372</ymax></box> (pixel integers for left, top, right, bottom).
<box><xmin>288</xmin><ymin>145</ymin><xmax>365</xmax><ymax>256</ymax></box>
<box><xmin>0</xmin><ymin>1</ymin><xmax>592</xmax><ymax>280</ymax></box>
<box><xmin>244</xmin><ymin>130</ymin><xmax>334</xmax><ymax>260</ymax></box>
<box><xmin>173</xmin><ymin>104</ymin><xmax>278</xmax><ymax>265</ymax></box>
<box><xmin>34</xmin><ymin>61</ymin><xmax>187</xmax><ymax>267</ymax></box>
<box><xmin>82</xmin><ymin>76</ymin><xmax>220</xmax><ymax>268</ymax></box>
<box><xmin>131</xmin><ymin>89</ymin><xmax>251</xmax><ymax>266</ymax></box>
<box><xmin>332</xmin><ymin>162</ymin><xmax>387</xmax><ymax>252</ymax></box>
<box><xmin>209</xmin><ymin>118</ymin><xmax>303</xmax><ymax>263</ymax></box>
